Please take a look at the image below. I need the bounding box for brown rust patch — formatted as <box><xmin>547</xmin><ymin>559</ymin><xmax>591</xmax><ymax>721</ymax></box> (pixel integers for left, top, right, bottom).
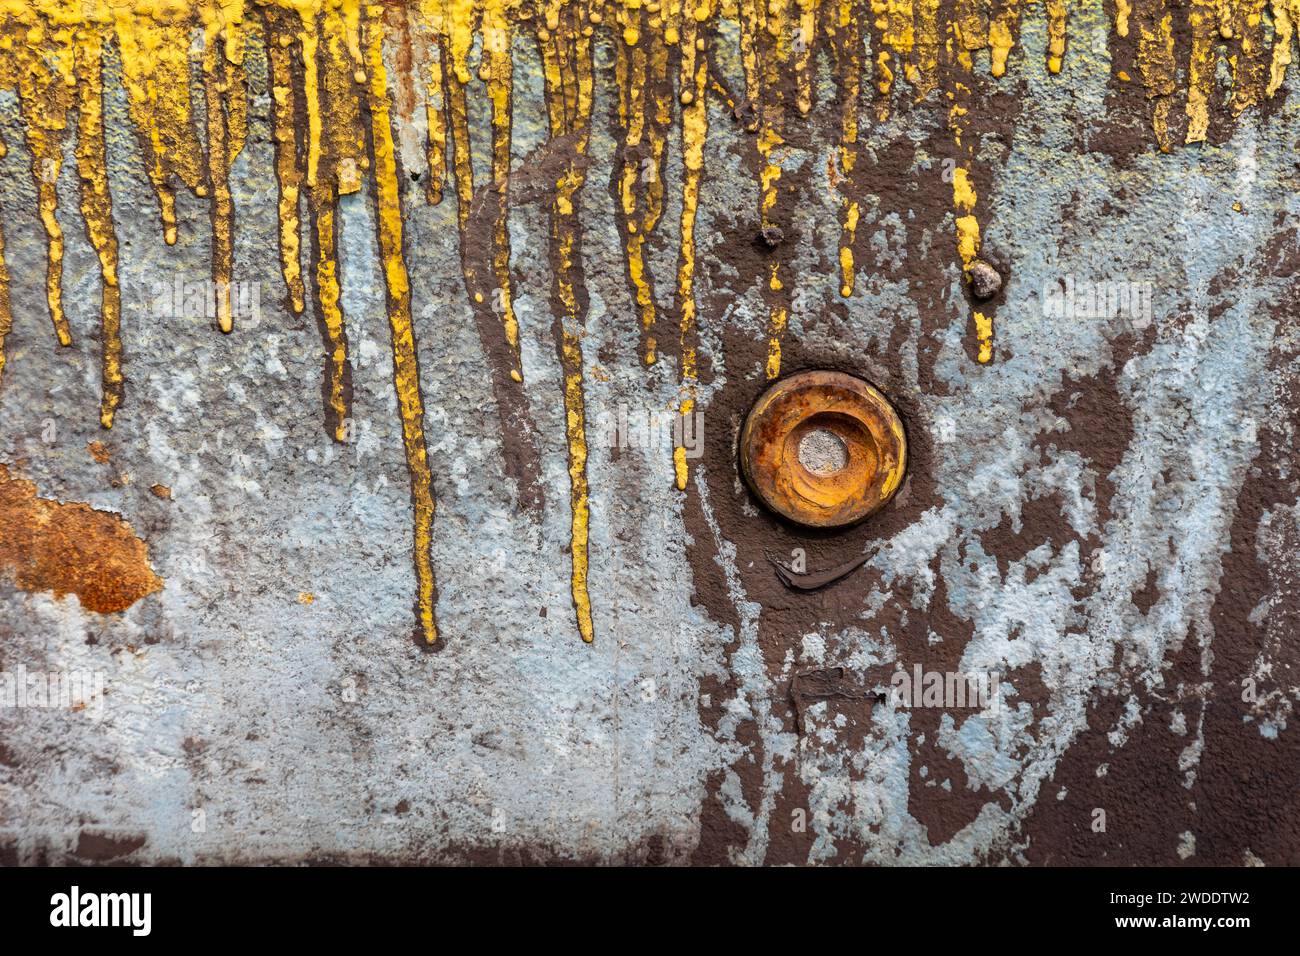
<box><xmin>0</xmin><ymin>464</ymin><xmax>163</xmax><ymax>613</ymax></box>
<box><xmin>73</xmin><ymin>829</ymin><xmax>148</xmax><ymax>862</ymax></box>
<box><xmin>86</xmin><ymin>440</ymin><xmax>110</xmax><ymax>464</ymax></box>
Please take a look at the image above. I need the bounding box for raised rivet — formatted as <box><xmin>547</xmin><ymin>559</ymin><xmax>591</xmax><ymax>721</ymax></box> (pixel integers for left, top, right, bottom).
<box><xmin>967</xmin><ymin>259</ymin><xmax>1003</xmax><ymax>300</ymax></box>
<box><xmin>740</xmin><ymin>370</ymin><xmax>907</xmax><ymax>529</ymax></box>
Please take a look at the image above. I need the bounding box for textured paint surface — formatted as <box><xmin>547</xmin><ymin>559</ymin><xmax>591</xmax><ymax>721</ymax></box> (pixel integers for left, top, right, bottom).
<box><xmin>0</xmin><ymin>1</ymin><xmax>1298</xmax><ymax>864</ymax></box>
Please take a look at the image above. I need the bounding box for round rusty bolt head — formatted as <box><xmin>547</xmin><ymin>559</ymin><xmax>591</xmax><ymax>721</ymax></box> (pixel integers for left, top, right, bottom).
<box><xmin>740</xmin><ymin>370</ymin><xmax>907</xmax><ymax>529</ymax></box>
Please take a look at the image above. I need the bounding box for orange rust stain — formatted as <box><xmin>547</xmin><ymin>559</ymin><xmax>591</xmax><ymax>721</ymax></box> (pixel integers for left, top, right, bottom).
<box><xmin>297</xmin><ymin>591</ymin><xmax>315</xmax><ymax>604</ymax></box>
<box><xmin>0</xmin><ymin>463</ymin><xmax>163</xmax><ymax>614</ymax></box>
<box><xmin>739</xmin><ymin>371</ymin><xmax>907</xmax><ymax>529</ymax></box>
<box><xmin>87</xmin><ymin>440</ymin><xmax>110</xmax><ymax>464</ymax></box>
<box><xmin>149</xmin><ymin>483</ymin><xmax>172</xmax><ymax>500</ymax></box>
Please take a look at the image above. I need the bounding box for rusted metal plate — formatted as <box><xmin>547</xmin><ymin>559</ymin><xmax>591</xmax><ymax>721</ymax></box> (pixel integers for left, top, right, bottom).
<box><xmin>0</xmin><ymin>0</ymin><xmax>1297</xmax><ymax>866</ymax></box>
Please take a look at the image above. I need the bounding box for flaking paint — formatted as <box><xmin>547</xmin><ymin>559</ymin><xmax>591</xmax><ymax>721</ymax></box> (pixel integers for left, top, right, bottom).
<box><xmin>0</xmin><ymin>0</ymin><xmax>1293</xmax><ymax>646</ymax></box>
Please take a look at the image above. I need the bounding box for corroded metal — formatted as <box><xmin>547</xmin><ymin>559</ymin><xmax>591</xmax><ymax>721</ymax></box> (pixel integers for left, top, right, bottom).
<box><xmin>0</xmin><ymin>0</ymin><xmax>1297</xmax><ymax>868</ymax></box>
<box><xmin>741</xmin><ymin>370</ymin><xmax>906</xmax><ymax>529</ymax></box>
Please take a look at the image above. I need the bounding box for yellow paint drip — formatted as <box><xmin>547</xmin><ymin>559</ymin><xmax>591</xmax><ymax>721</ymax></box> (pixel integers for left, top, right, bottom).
<box><xmin>0</xmin><ymin>0</ymin><xmax>1293</xmax><ymax>646</ymax></box>
<box><xmin>296</xmin><ymin>11</ymin><xmax>321</xmax><ymax>187</ymax></box>
<box><xmin>535</xmin><ymin>1</ymin><xmax>597</xmax><ymax>642</ymax></box>
<box><xmin>839</xmin><ymin>201</ymin><xmax>859</xmax><ymax>297</ymax></box>
<box><xmin>953</xmin><ymin>166</ymin><xmax>977</xmax><ymax>213</ymax></box>
<box><xmin>794</xmin><ymin>0</ymin><xmax>816</xmax><ymax>114</ymax></box>
<box><xmin>1045</xmin><ymin>0</ymin><xmax>1068</xmax><ymax>74</ymax></box>
<box><xmin>837</xmin><ymin>0</ymin><xmax>861</xmax><ymax>297</ymax></box>
<box><xmin>73</xmin><ymin>28</ymin><xmax>122</xmax><ymax>427</ymax></box>
<box><xmin>614</xmin><ymin>16</ymin><xmax>669</xmax><ymax>366</ymax></box>
<box><xmin>266</xmin><ymin>17</ymin><xmax>306</xmax><ymax>314</ymax></box>
<box><xmin>1136</xmin><ymin>8</ymin><xmax>1177</xmax><ymax>151</ymax></box>
<box><xmin>989</xmin><ymin>0</ymin><xmax>1020</xmax><ymax>77</ymax></box>
<box><xmin>912</xmin><ymin>0</ymin><xmax>941</xmax><ymax>97</ymax></box>
<box><xmin>114</xmin><ymin>10</ymin><xmax>205</xmax><ymax>243</ymax></box>
<box><xmin>202</xmin><ymin>22</ymin><xmax>237</xmax><ymax>333</ymax></box>
<box><xmin>872</xmin><ymin>0</ymin><xmax>915</xmax><ymax>116</ymax></box>
<box><xmin>0</xmin><ymin>133</ymin><xmax>10</xmax><ymax>387</ymax></box>
<box><xmin>674</xmin><ymin>9</ymin><xmax>710</xmax><ymax>490</ymax></box>
<box><xmin>973</xmin><ymin>310</ymin><xmax>992</xmax><ymax>363</ymax></box>
<box><xmin>1186</xmin><ymin>0</ymin><xmax>1218</xmax><ymax>143</ymax></box>
<box><xmin>485</xmin><ymin>0</ymin><xmax>522</xmax><ymax>380</ymax></box>
<box><xmin>948</xmin><ymin>48</ymin><xmax>991</xmax><ymax>363</ymax></box>
<box><xmin>15</xmin><ymin>28</ymin><xmax>72</xmax><ymax>347</ymax></box>
<box><xmin>1226</xmin><ymin>1</ymin><xmax>1267</xmax><ymax>115</ymax></box>
<box><xmin>955</xmin><ymin>214</ymin><xmax>981</xmax><ymax>264</ymax></box>
<box><xmin>365</xmin><ymin>6</ymin><xmax>438</xmax><ymax>647</ymax></box>
<box><xmin>423</xmin><ymin>30</ymin><xmax>448</xmax><ymax>204</ymax></box>
<box><xmin>308</xmin><ymin>184</ymin><xmax>352</xmax><ymax>442</ymax></box>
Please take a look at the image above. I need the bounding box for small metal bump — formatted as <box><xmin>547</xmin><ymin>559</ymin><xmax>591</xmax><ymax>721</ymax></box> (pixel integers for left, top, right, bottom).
<box><xmin>740</xmin><ymin>370</ymin><xmax>907</xmax><ymax>529</ymax></box>
<box><xmin>761</xmin><ymin>224</ymin><xmax>784</xmax><ymax>247</ymax></box>
<box><xmin>797</xmin><ymin>428</ymin><xmax>848</xmax><ymax>475</ymax></box>
<box><xmin>967</xmin><ymin>259</ymin><xmax>1002</xmax><ymax>300</ymax></box>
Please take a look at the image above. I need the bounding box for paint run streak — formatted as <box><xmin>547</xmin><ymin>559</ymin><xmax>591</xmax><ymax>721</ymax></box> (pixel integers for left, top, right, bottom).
<box><xmin>0</xmin><ymin>135</ymin><xmax>10</xmax><ymax>387</ymax></box>
<box><xmin>483</xmin><ymin>0</ymin><xmax>521</xmax><ymax>382</ymax></box>
<box><xmin>201</xmin><ymin>8</ymin><xmax>247</xmax><ymax>334</ymax></box>
<box><xmin>835</xmin><ymin>0</ymin><xmax>862</xmax><ymax>299</ymax></box>
<box><xmin>612</xmin><ymin>8</ymin><xmax>670</xmax><ymax>368</ymax></box>
<box><xmin>673</xmin><ymin>5</ymin><xmax>711</xmax><ymax>491</ymax></box>
<box><xmin>0</xmin><ymin>0</ymin><xmax>1290</xmax><ymax>644</ymax></box>
<box><xmin>265</xmin><ymin>15</ymin><xmax>307</xmax><ymax>315</ymax></box>
<box><xmin>758</xmin><ymin>0</ymin><xmax>791</xmax><ymax>380</ymax></box>
<box><xmin>72</xmin><ymin>29</ymin><xmax>122</xmax><ymax>427</ymax></box>
<box><xmin>536</xmin><ymin>0</ymin><xmax>597</xmax><ymax>643</ymax></box>
<box><xmin>366</xmin><ymin>7</ymin><xmax>439</xmax><ymax>647</ymax></box>
<box><xmin>14</xmin><ymin>22</ymin><xmax>72</xmax><ymax>348</ymax></box>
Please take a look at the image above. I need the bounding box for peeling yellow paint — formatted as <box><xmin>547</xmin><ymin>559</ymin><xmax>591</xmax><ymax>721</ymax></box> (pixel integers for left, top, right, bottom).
<box><xmin>0</xmin><ymin>150</ymin><xmax>10</xmax><ymax>387</ymax></box>
<box><xmin>73</xmin><ymin>28</ymin><xmax>121</xmax><ymax>427</ymax></box>
<box><xmin>1045</xmin><ymin>0</ymin><xmax>1068</xmax><ymax>74</ymax></box>
<box><xmin>15</xmin><ymin>23</ymin><xmax>73</xmax><ymax>348</ymax></box>
<box><xmin>673</xmin><ymin>5</ymin><xmax>710</xmax><ymax>491</ymax></box>
<box><xmin>365</xmin><ymin>5</ymin><xmax>439</xmax><ymax>647</ymax></box>
<box><xmin>837</xmin><ymin>0</ymin><xmax>862</xmax><ymax>297</ymax></box>
<box><xmin>266</xmin><ymin>15</ymin><xmax>306</xmax><ymax>315</ymax></box>
<box><xmin>0</xmin><ymin>0</ymin><xmax>1291</xmax><ymax>645</ymax></box>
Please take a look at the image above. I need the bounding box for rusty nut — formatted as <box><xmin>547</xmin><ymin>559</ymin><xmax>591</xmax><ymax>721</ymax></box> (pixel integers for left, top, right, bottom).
<box><xmin>740</xmin><ymin>370</ymin><xmax>907</xmax><ymax>529</ymax></box>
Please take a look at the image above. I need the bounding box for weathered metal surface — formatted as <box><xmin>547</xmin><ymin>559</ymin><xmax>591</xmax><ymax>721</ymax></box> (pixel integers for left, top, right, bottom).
<box><xmin>0</xmin><ymin>0</ymin><xmax>1298</xmax><ymax>865</ymax></box>
<box><xmin>740</xmin><ymin>369</ymin><xmax>906</xmax><ymax>528</ymax></box>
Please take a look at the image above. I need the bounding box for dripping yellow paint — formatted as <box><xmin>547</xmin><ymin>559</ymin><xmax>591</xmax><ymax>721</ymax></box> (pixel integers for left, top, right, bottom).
<box><xmin>0</xmin><ymin>0</ymin><xmax>1292</xmax><ymax>649</ymax></box>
